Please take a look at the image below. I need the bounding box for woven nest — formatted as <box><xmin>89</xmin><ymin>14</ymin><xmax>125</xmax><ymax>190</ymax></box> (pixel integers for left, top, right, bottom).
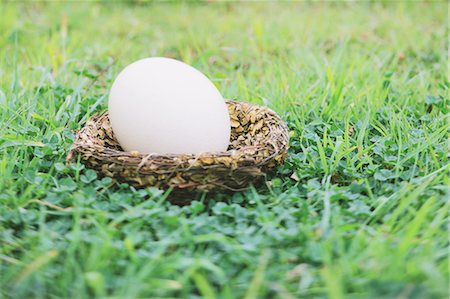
<box><xmin>67</xmin><ymin>100</ymin><xmax>289</xmax><ymax>191</ymax></box>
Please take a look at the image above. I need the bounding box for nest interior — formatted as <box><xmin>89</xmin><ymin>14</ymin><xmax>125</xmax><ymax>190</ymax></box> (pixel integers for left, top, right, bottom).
<box><xmin>67</xmin><ymin>100</ymin><xmax>289</xmax><ymax>191</ymax></box>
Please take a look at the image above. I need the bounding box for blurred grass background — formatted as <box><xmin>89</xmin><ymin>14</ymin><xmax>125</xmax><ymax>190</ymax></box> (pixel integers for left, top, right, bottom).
<box><xmin>0</xmin><ymin>2</ymin><xmax>448</xmax><ymax>298</ymax></box>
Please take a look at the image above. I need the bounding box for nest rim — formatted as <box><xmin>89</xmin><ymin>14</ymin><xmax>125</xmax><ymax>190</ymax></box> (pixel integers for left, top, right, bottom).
<box><xmin>67</xmin><ymin>100</ymin><xmax>289</xmax><ymax>191</ymax></box>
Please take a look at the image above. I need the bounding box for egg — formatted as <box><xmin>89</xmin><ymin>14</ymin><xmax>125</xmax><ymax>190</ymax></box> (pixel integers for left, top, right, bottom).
<box><xmin>108</xmin><ymin>57</ymin><xmax>231</xmax><ymax>155</ymax></box>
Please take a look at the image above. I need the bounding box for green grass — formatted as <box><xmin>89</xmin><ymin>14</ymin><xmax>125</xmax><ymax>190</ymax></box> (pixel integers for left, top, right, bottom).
<box><xmin>0</xmin><ymin>2</ymin><xmax>449</xmax><ymax>298</ymax></box>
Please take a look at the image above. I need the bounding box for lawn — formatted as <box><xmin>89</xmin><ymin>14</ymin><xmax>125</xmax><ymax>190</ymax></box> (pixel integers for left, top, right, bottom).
<box><xmin>0</xmin><ymin>2</ymin><xmax>448</xmax><ymax>298</ymax></box>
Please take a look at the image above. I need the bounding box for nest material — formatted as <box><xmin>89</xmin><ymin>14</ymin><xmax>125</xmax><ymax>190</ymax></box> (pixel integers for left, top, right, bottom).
<box><xmin>67</xmin><ymin>100</ymin><xmax>289</xmax><ymax>191</ymax></box>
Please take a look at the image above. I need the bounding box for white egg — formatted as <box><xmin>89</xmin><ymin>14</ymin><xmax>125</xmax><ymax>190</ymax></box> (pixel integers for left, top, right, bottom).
<box><xmin>108</xmin><ymin>57</ymin><xmax>231</xmax><ymax>155</ymax></box>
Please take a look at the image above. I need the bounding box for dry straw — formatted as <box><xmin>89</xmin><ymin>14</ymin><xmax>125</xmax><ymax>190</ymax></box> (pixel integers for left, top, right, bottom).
<box><xmin>67</xmin><ymin>100</ymin><xmax>289</xmax><ymax>191</ymax></box>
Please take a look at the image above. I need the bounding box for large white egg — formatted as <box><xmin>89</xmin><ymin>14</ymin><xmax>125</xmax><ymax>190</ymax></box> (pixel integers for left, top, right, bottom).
<box><xmin>108</xmin><ymin>57</ymin><xmax>231</xmax><ymax>155</ymax></box>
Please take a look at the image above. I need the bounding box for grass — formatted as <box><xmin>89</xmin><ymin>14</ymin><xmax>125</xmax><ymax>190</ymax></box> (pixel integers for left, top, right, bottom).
<box><xmin>0</xmin><ymin>2</ymin><xmax>448</xmax><ymax>298</ymax></box>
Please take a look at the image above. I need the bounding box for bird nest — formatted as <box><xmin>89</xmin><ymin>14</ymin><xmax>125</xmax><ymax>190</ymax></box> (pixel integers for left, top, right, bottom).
<box><xmin>67</xmin><ymin>100</ymin><xmax>289</xmax><ymax>191</ymax></box>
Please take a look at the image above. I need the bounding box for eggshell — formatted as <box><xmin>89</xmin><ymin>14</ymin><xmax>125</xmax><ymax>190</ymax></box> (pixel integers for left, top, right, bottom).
<box><xmin>108</xmin><ymin>57</ymin><xmax>230</xmax><ymax>154</ymax></box>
